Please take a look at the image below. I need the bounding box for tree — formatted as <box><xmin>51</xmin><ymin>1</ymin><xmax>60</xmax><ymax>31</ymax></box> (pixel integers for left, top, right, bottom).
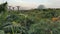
<box><xmin>37</xmin><ymin>5</ymin><xmax>45</xmax><ymax>9</ymax></box>
<box><xmin>16</xmin><ymin>6</ymin><xmax>20</xmax><ymax>11</ymax></box>
<box><xmin>8</xmin><ymin>6</ymin><xmax>12</xmax><ymax>11</ymax></box>
<box><xmin>12</xmin><ymin>7</ymin><xmax>15</xmax><ymax>11</ymax></box>
<box><xmin>0</xmin><ymin>2</ymin><xmax>8</xmax><ymax>13</ymax></box>
<box><xmin>28</xmin><ymin>19</ymin><xmax>60</xmax><ymax>34</ymax></box>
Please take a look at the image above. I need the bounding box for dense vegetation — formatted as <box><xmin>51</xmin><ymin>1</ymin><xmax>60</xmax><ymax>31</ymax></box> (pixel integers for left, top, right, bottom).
<box><xmin>0</xmin><ymin>2</ymin><xmax>60</xmax><ymax>34</ymax></box>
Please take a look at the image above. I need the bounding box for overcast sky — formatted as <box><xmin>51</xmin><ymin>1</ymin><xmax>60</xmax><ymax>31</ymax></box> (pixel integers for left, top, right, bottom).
<box><xmin>0</xmin><ymin>0</ymin><xmax>60</xmax><ymax>9</ymax></box>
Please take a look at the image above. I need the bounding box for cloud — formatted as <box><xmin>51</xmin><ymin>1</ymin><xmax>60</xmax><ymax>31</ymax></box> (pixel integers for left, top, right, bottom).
<box><xmin>47</xmin><ymin>0</ymin><xmax>60</xmax><ymax>8</ymax></box>
<box><xmin>7</xmin><ymin>0</ymin><xmax>39</xmax><ymax>8</ymax></box>
<box><xmin>0</xmin><ymin>0</ymin><xmax>60</xmax><ymax>8</ymax></box>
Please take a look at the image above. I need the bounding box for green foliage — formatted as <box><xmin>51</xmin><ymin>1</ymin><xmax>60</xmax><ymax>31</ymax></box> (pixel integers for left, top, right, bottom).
<box><xmin>0</xmin><ymin>2</ymin><xmax>60</xmax><ymax>34</ymax></box>
<box><xmin>40</xmin><ymin>11</ymin><xmax>59</xmax><ymax>18</ymax></box>
<box><xmin>0</xmin><ymin>2</ymin><xmax>7</xmax><ymax>13</ymax></box>
<box><xmin>0</xmin><ymin>30</ymin><xmax>5</xmax><ymax>34</ymax></box>
<box><xmin>28</xmin><ymin>19</ymin><xmax>60</xmax><ymax>34</ymax></box>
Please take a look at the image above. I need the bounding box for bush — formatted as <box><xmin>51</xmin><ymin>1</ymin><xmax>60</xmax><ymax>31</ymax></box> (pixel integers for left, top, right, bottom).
<box><xmin>28</xmin><ymin>19</ymin><xmax>60</xmax><ymax>34</ymax></box>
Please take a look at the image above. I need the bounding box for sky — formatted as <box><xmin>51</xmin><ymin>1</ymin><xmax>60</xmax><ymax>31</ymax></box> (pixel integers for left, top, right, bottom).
<box><xmin>0</xmin><ymin>0</ymin><xmax>60</xmax><ymax>9</ymax></box>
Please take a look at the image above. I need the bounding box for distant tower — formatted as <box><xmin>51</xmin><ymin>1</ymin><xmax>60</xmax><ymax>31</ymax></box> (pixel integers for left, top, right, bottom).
<box><xmin>8</xmin><ymin>6</ymin><xmax>12</xmax><ymax>11</ymax></box>
<box><xmin>16</xmin><ymin>6</ymin><xmax>20</xmax><ymax>11</ymax></box>
<box><xmin>12</xmin><ymin>7</ymin><xmax>15</xmax><ymax>11</ymax></box>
